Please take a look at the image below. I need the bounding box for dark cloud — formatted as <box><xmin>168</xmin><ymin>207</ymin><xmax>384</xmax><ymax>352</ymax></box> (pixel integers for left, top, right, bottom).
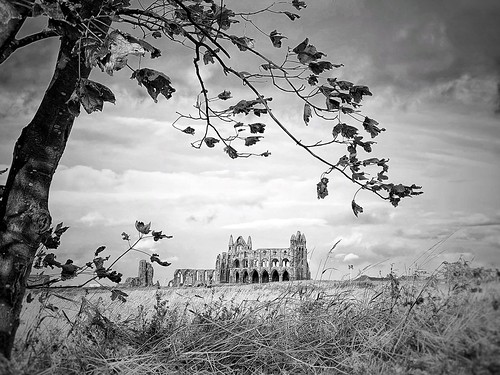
<box><xmin>296</xmin><ymin>0</ymin><xmax>500</xmax><ymax>110</ymax></box>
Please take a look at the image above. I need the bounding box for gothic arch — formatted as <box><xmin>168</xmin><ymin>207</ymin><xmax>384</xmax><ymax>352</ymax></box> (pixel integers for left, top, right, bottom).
<box><xmin>234</xmin><ymin>259</ymin><xmax>240</xmax><ymax>268</ymax></box>
<box><xmin>282</xmin><ymin>258</ymin><xmax>290</xmax><ymax>267</ymax></box>
<box><xmin>262</xmin><ymin>270</ymin><xmax>269</xmax><ymax>283</ymax></box>
<box><xmin>251</xmin><ymin>269</ymin><xmax>259</xmax><ymax>283</ymax></box>
<box><xmin>282</xmin><ymin>270</ymin><xmax>290</xmax><ymax>281</ymax></box>
<box><xmin>272</xmin><ymin>258</ymin><xmax>279</xmax><ymax>267</ymax></box>
<box><xmin>271</xmin><ymin>269</ymin><xmax>279</xmax><ymax>282</ymax></box>
<box><xmin>235</xmin><ymin>271</ymin><xmax>240</xmax><ymax>283</ymax></box>
<box><xmin>242</xmin><ymin>270</ymin><xmax>249</xmax><ymax>283</ymax></box>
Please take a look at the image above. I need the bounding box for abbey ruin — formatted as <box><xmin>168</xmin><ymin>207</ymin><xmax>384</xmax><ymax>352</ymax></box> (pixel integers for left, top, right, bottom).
<box><xmin>169</xmin><ymin>231</ymin><xmax>310</xmax><ymax>287</ymax></box>
<box><xmin>125</xmin><ymin>259</ymin><xmax>154</xmax><ymax>287</ymax></box>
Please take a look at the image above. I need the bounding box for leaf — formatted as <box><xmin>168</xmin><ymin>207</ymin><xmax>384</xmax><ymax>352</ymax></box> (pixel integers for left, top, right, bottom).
<box><xmin>352</xmin><ymin>172</ymin><xmax>368</xmax><ymax>181</ymax></box>
<box><xmin>351</xmin><ymin>200</ymin><xmax>364</xmax><ymax>217</ymax></box>
<box><xmin>249</xmin><ymin>123</ymin><xmax>266</xmax><ymax>134</ymax></box>
<box><xmin>111</xmin><ymin>289</ymin><xmax>128</xmax><ymax>302</ymax></box>
<box><xmin>284</xmin><ymin>11</ymin><xmax>300</xmax><ymax>20</ymax></box>
<box><xmin>121</xmin><ymin>232</ymin><xmax>130</xmax><ymax>240</ymax></box>
<box><xmin>204</xmin><ymin>137</ymin><xmax>220</xmax><ymax>148</ymax></box>
<box><xmin>337</xmin><ymin>155</ymin><xmax>349</xmax><ymax>167</ymax></box>
<box><xmin>260</xmin><ymin>151</ymin><xmax>271</xmax><ymax>157</ymax></box>
<box><xmin>135</xmin><ymin>221</ymin><xmax>152</xmax><ymax>235</ymax></box>
<box><xmin>136</xmin><ymin>39</ymin><xmax>161</xmax><ymax>59</ymax></box>
<box><xmin>269</xmin><ymin>30</ymin><xmax>286</xmax><ymax>48</ymax></box>
<box><xmin>253</xmin><ymin>108</ymin><xmax>267</xmax><ymax>117</ymax></box>
<box><xmin>363</xmin><ymin>117</ymin><xmax>386</xmax><ymax>138</ymax></box>
<box><xmin>309</xmin><ymin>61</ymin><xmax>334</xmax><ymax>75</ymax></box>
<box><xmin>218</xmin><ymin>90</ymin><xmax>232</xmax><ymax>100</ymax></box>
<box><xmin>229</xmin><ymin>99</ymin><xmax>259</xmax><ymax>115</ymax></box>
<box><xmin>212</xmin><ymin>4</ymin><xmax>236</xmax><ymax>30</ymax></box>
<box><xmin>98</xmin><ymin>30</ymin><xmax>149</xmax><ymax>75</ymax></box>
<box><xmin>106</xmin><ymin>271</ymin><xmax>122</xmax><ymax>283</ymax></box>
<box><xmin>245</xmin><ymin>136</ymin><xmax>262</xmax><ymax>146</ymax></box>
<box><xmin>152</xmin><ymin>231</ymin><xmax>173</xmax><ymax>241</ymax></box>
<box><xmin>67</xmin><ymin>79</ymin><xmax>116</xmax><ymax>116</ymax></box>
<box><xmin>182</xmin><ymin>127</ymin><xmax>195</xmax><ymax>135</ymax></box>
<box><xmin>150</xmin><ymin>253</ymin><xmax>171</xmax><ymax>267</ymax></box>
<box><xmin>230</xmin><ymin>35</ymin><xmax>254</xmax><ymax>51</ymax></box>
<box><xmin>203</xmin><ymin>48</ymin><xmax>219</xmax><ymax>65</ymax></box>
<box><xmin>316</xmin><ymin>177</ymin><xmax>329</xmax><ymax>199</ymax></box>
<box><xmin>131</xmin><ymin>68</ymin><xmax>176</xmax><ymax>102</ymax></box>
<box><xmin>336</xmin><ymin>80</ymin><xmax>353</xmax><ymax>90</ymax></box>
<box><xmin>54</xmin><ymin>223</ymin><xmax>69</xmax><ymax>237</ymax></box>
<box><xmin>326</xmin><ymin>97</ymin><xmax>340</xmax><ymax>111</ymax></box>
<box><xmin>42</xmin><ymin>254</ymin><xmax>61</xmax><ymax>269</ymax></box>
<box><xmin>303</xmin><ymin>103</ymin><xmax>312</xmax><ymax>125</ymax></box>
<box><xmin>94</xmin><ymin>246</ymin><xmax>106</xmax><ymax>257</ymax></box>
<box><xmin>293</xmin><ymin>39</ymin><xmax>326</xmax><ymax>64</ymax></box>
<box><xmin>318</xmin><ymin>85</ymin><xmax>335</xmax><ymax>97</ymax></box>
<box><xmin>308</xmin><ymin>75</ymin><xmax>318</xmax><ymax>86</ymax></box>
<box><xmin>224</xmin><ymin>146</ymin><xmax>238</xmax><ymax>159</ymax></box>
<box><xmin>341</xmin><ymin>107</ymin><xmax>355</xmax><ymax>114</ymax></box>
<box><xmin>362</xmin><ymin>158</ymin><xmax>380</xmax><ymax>166</ymax></box>
<box><xmin>292</xmin><ymin>0</ymin><xmax>307</xmax><ymax>10</ymax></box>
<box><xmin>60</xmin><ymin>260</ymin><xmax>79</xmax><ymax>281</ymax></box>
<box><xmin>350</xmin><ymin>85</ymin><xmax>372</xmax><ymax>104</ymax></box>
<box><xmin>332</xmin><ymin>123</ymin><xmax>358</xmax><ymax>138</ymax></box>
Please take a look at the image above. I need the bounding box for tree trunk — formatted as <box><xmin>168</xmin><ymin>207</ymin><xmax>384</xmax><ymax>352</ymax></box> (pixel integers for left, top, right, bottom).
<box><xmin>0</xmin><ymin>1</ymin><xmax>108</xmax><ymax>359</ymax></box>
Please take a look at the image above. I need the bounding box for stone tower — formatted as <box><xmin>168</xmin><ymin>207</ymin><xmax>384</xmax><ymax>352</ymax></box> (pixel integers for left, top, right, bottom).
<box><xmin>290</xmin><ymin>231</ymin><xmax>309</xmax><ymax>280</ymax></box>
<box><xmin>138</xmin><ymin>259</ymin><xmax>154</xmax><ymax>286</ymax></box>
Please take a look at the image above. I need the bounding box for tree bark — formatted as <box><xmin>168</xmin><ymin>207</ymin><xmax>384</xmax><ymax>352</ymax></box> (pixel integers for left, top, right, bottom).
<box><xmin>0</xmin><ymin>0</ymin><xmax>29</xmax><ymax>63</ymax></box>
<box><xmin>0</xmin><ymin>1</ymin><xmax>108</xmax><ymax>359</ymax></box>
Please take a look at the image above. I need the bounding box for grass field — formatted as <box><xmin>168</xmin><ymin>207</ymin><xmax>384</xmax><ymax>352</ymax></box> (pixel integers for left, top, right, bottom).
<box><xmin>4</xmin><ymin>273</ymin><xmax>500</xmax><ymax>374</ymax></box>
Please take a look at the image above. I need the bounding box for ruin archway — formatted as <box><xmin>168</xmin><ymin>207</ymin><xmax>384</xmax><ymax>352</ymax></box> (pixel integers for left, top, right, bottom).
<box><xmin>251</xmin><ymin>270</ymin><xmax>259</xmax><ymax>283</ymax></box>
<box><xmin>271</xmin><ymin>270</ymin><xmax>279</xmax><ymax>282</ymax></box>
<box><xmin>282</xmin><ymin>258</ymin><xmax>290</xmax><ymax>267</ymax></box>
<box><xmin>272</xmin><ymin>258</ymin><xmax>279</xmax><ymax>267</ymax></box>
<box><xmin>282</xmin><ymin>270</ymin><xmax>290</xmax><ymax>281</ymax></box>
<box><xmin>262</xmin><ymin>270</ymin><xmax>269</xmax><ymax>283</ymax></box>
<box><xmin>234</xmin><ymin>259</ymin><xmax>240</xmax><ymax>268</ymax></box>
<box><xmin>242</xmin><ymin>270</ymin><xmax>249</xmax><ymax>283</ymax></box>
<box><xmin>235</xmin><ymin>271</ymin><xmax>240</xmax><ymax>283</ymax></box>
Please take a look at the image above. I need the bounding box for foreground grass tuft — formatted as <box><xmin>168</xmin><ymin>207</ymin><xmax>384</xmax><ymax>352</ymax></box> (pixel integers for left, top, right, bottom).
<box><xmin>5</xmin><ymin>276</ymin><xmax>500</xmax><ymax>374</ymax></box>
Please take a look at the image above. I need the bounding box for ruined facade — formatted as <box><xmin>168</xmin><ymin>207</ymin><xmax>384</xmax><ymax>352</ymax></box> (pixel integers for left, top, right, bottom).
<box><xmin>125</xmin><ymin>259</ymin><xmax>154</xmax><ymax>287</ymax></box>
<box><xmin>169</xmin><ymin>231</ymin><xmax>310</xmax><ymax>286</ymax></box>
<box><xmin>169</xmin><ymin>269</ymin><xmax>215</xmax><ymax>287</ymax></box>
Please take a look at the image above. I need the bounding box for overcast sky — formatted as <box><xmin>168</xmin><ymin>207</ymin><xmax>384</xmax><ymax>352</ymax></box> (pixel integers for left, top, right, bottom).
<box><xmin>1</xmin><ymin>0</ymin><xmax>499</xmax><ymax>284</ymax></box>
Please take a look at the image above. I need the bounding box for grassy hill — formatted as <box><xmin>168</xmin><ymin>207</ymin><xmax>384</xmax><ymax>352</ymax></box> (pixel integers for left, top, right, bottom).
<box><xmin>5</xmin><ymin>277</ymin><xmax>500</xmax><ymax>374</ymax></box>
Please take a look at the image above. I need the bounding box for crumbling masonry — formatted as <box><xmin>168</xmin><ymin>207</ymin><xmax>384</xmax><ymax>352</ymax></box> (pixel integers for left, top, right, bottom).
<box><xmin>169</xmin><ymin>231</ymin><xmax>310</xmax><ymax>286</ymax></box>
<box><xmin>125</xmin><ymin>259</ymin><xmax>154</xmax><ymax>287</ymax></box>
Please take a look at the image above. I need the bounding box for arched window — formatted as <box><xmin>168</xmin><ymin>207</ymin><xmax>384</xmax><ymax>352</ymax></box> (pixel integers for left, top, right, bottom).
<box><xmin>253</xmin><ymin>259</ymin><xmax>259</xmax><ymax>267</ymax></box>
<box><xmin>234</xmin><ymin>259</ymin><xmax>240</xmax><ymax>268</ymax></box>
<box><xmin>272</xmin><ymin>258</ymin><xmax>279</xmax><ymax>267</ymax></box>
<box><xmin>262</xmin><ymin>259</ymin><xmax>269</xmax><ymax>267</ymax></box>
<box><xmin>282</xmin><ymin>258</ymin><xmax>290</xmax><ymax>267</ymax></box>
<box><xmin>243</xmin><ymin>259</ymin><xmax>249</xmax><ymax>268</ymax></box>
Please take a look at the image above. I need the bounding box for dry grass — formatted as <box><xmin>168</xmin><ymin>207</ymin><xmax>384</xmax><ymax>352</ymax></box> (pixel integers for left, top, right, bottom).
<box><xmin>4</xmin><ymin>277</ymin><xmax>500</xmax><ymax>375</ymax></box>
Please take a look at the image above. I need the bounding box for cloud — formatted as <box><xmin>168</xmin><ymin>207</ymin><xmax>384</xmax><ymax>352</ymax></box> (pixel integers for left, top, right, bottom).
<box><xmin>343</xmin><ymin>253</ymin><xmax>359</xmax><ymax>262</ymax></box>
<box><xmin>222</xmin><ymin>218</ymin><xmax>328</xmax><ymax>230</ymax></box>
